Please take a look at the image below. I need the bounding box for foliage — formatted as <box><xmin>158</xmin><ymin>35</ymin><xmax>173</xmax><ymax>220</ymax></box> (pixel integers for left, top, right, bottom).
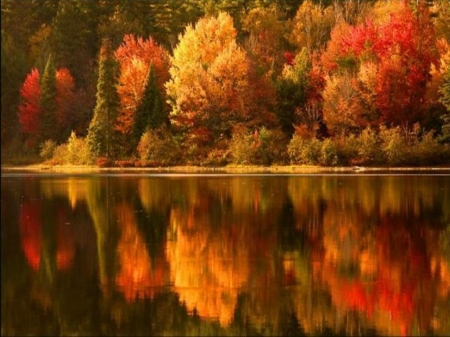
<box><xmin>319</xmin><ymin>138</ymin><xmax>339</xmax><ymax>166</ymax></box>
<box><xmin>290</xmin><ymin>0</ymin><xmax>335</xmax><ymax>53</ymax></box>
<box><xmin>166</xmin><ymin>12</ymin><xmax>275</xmax><ymax>148</ymax></box>
<box><xmin>65</xmin><ymin>131</ymin><xmax>94</xmax><ymax>165</ymax></box>
<box><xmin>18</xmin><ymin>65</ymin><xmax>76</xmax><ymax>148</ymax></box>
<box><xmin>55</xmin><ymin>68</ymin><xmax>76</xmax><ymax>142</ymax></box>
<box><xmin>50</xmin><ymin>132</ymin><xmax>93</xmax><ymax>165</ymax></box>
<box><xmin>287</xmin><ymin>133</ymin><xmax>322</xmax><ymax>165</ymax></box>
<box><xmin>229</xmin><ymin>126</ymin><xmax>287</xmax><ymax>165</ymax></box>
<box><xmin>18</xmin><ymin>68</ymin><xmax>41</xmax><ymax>147</ymax></box>
<box><xmin>39</xmin><ymin>54</ymin><xmax>58</xmax><ymax>143</ymax></box>
<box><xmin>39</xmin><ymin>139</ymin><xmax>57</xmax><ymax>161</ymax></box>
<box><xmin>241</xmin><ymin>5</ymin><xmax>287</xmax><ymax>75</ymax></box>
<box><xmin>322</xmin><ymin>2</ymin><xmax>438</xmax><ymax>129</ymax></box>
<box><xmin>115</xmin><ymin>34</ymin><xmax>170</xmax><ymax>141</ymax></box>
<box><xmin>133</xmin><ymin>65</ymin><xmax>166</xmax><ymax>149</ymax></box>
<box><xmin>379</xmin><ymin>125</ymin><xmax>408</xmax><ymax>166</ymax></box>
<box><xmin>87</xmin><ymin>39</ymin><xmax>120</xmax><ymax>159</ymax></box>
<box><xmin>356</xmin><ymin>127</ymin><xmax>382</xmax><ymax>165</ymax></box>
<box><xmin>4</xmin><ymin>0</ymin><xmax>450</xmax><ymax>167</ymax></box>
<box><xmin>137</xmin><ymin>128</ymin><xmax>180</xmax><ymax>166</ymax></box>
<box><xmin>229</xmin><ymin>127</ymin><xmax>260</xmax><ymax>165</ymax></box>
<box><xmin>275</xmin><ymin>48</ymin><xmax>311</xmax><ymax>136</ymax></box>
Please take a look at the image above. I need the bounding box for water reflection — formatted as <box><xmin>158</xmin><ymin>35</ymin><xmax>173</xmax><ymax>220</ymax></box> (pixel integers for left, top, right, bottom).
<box><xmin>1</xmin><ymin>174</ymin><xmax>449</xmax><ymax>336</ymax></box>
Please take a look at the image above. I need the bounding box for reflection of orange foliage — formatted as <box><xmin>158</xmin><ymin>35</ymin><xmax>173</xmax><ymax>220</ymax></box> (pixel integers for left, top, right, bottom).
<box><xmin>19</xmin><ymin>202</ymin><xmax>42</xmax><ymax>270</ymax></box>
<box><xmin>167</xmin><ymin>207</ymin><xmax>250</xmax><ymax>327</ymax></box>
<box><xmin>115</xmin><ymin>203</ymin><xmax>168</xmax><ymax>302</ymax></box>
<box><xmin>431</xmin><ymin>257</ymin><xmax>450</xmax><ymax>297</ymax></box>
<box><xmin>56</xmin><ymin>210</ymin><xmax>75</xmax><ymax>270</ymax></box>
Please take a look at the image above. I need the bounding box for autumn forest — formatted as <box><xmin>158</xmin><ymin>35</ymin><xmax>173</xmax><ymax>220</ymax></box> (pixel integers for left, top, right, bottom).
<box><xmin>2</xmin><ymin>0</ymin><xmax>450</xmax><ymax>167</ymax></box>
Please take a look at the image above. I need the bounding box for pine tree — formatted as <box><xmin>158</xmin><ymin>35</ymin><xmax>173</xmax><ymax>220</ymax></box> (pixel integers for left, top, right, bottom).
<box><xmin>87</xmin><ymin>39</ymin><xmax>120</xmax><ymax>159</ymax></box>
<box><xmin>39</xmin><ymin>54</ymin><xmax>57</xmax><ymax>143</ymax></box>
<box><xmin>439</xmin><ymin>66</ymin><xmax>450</xmax><ymax>143</ymax></box>
<box><xmin>132</xmin><ymin>65</ymin><xmax>166</xmax><ymax>148</ymax></box>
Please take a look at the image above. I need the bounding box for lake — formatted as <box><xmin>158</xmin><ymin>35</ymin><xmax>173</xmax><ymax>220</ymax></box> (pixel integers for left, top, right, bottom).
<box><xmin>1</xmin><ymin>171</ymin><xmax>450</xmax><ymax>336</ymax></box>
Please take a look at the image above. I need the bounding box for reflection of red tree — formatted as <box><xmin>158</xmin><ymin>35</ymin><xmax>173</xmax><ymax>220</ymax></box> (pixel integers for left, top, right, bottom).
<box><xmin>19</xmin><ymin>202</ymin><xmax>76</xmax><ymax>271</ymax></box>
<box><xmin>311</xmin><ymin>213</ymin><xmax>434</xmax><ymax>336</ymax></box>
<box><xmin>19</xmin><ymin>202</ymin><xmax>42</xmax><ymax>270</ymax></box>
<box><xmin>115</xmin><ymin>203</ymin><xmax>169</xmax><ymax>302</ymax></box>
<box><xmin>56</xmin><ymin>208</ymin><xmax>75</xmax><ymax>270</ymax></box>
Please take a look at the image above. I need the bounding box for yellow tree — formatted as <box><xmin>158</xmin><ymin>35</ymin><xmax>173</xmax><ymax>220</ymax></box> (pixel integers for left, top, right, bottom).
<box><xmin>241</xmin><ymin>5</ymin><xmax>287</xmax><ymax>75</ymax></box>
<box><xmin>290</xmin><ymin>0</ymin><xmax>335</xmax><ymax>54</ymax></box>
<box><xmin>166</xmin><ymin>12</ymin><xmax>275</xmax><ymax>147</ymax></box>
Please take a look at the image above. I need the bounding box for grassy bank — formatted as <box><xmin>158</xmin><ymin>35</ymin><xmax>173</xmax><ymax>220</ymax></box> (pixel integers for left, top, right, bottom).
<box><xmin>2</xmin><ymin>163</ymin><xmax>450</xmax><ymax>175</ymax></box>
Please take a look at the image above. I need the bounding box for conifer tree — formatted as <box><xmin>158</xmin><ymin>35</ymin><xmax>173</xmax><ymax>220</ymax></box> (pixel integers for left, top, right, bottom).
<box><xmin>87</xmin><ymin>39</ymin><xmax>120</xmax><ymax>159</ymax></box>
<box><xmin>39</xmin><ymin>54</ymin><xmax>57</xmax><ymax>143</ymax></box>
<box><xmin>439</xmin><ymin>66</ymin><xmax>450</xmax><ymax>143</ymax></box>
<box><xmin>132</xmin><ymin>65</ymin><xmax>166</xmax><ymax>149</ymax></box>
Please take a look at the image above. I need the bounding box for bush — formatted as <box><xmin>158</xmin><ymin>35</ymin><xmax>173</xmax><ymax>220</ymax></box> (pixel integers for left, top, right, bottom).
<box><xmin>66</xmin><ymin>132</ymin><xmax>94</xmax><ymax>165</ymax></box>
<box><xmin>96</xmin><ymin>157</ymin><xmax>113</xmax><ymax>167</ymax></box>
<box><xmin>50</xmin><ymin>132</ymin><xmax>93</xmax><ymax>165</ymax></box>
<box><xmin>379</xmin><ymin>125</ymin><xmax>408</xmax><ymax>166</ymax></box>
<box><xmin>39</xmin><ymin>140</ymin><xmax>58</xmax><ymax>161</ymax></box>
<box><xmin>259</xmin><ymin>127</ymin><xmax>289</xmax><ymax>165</ymax></box>
<box><xmin>319</xmin><ymin>138</ymin><xmax>339</xmax><ymax>166</ymax></box>
<box><xmin>229</xmin><ymin>126</ymin><xmax>288</xmax><ymax>165</ymax></box>
<box><xmin>137</xmin><ymin>128</ymin><xmax>180</xmax><ymax>166</ymax></box>
<box><xmin>287</xmin><ymin>134</ymin><xmax>321</xmax><ymax>165</ymax></box>
<box><xmin>203</xmin><ymin>148</ymin><xmax>230</xmax><ymax>166</ymax></box>
<box><xmin>412</xmin><ymin>130</ymin><xmax>450</xmax><ymax>165</ymax></box>
<box><xmin>356</xmin><ymin>127</ymin><xmax>382</xmax><ymax>165</ymax></box>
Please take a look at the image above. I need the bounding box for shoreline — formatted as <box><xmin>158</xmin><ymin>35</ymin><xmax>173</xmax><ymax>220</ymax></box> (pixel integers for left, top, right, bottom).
<box><xmin>2</xmin><ymin>164</ymin><xmax>450</xmax><ymax>175</ymax></box>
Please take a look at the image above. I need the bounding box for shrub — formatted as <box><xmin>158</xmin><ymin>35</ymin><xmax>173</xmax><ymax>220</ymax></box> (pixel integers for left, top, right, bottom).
<box><xmin>379</xmin><ymin>125</ymin><xmax>408</xmax><ymax>166</ymax></box>
<box><xmin>333</xmin><ymin>134</ymin><xmax>359</xmax><ymax>166</ymax></box>
<box><xmin>229</xmin><ymin>126</ymin><xmax>260</xmax><ymax>164</ymax></box>
<box><xmin>412</xmin><ymin>130</ymin><xmax>450</xmax><ymax>165</ymax></box>
<box><xmin>39</xmin><ymin>140</ymin><xmax>57</xmax><ymax>161</ymax></box>
<box><xmin>203</xmin><ymin>148</ymin><xmax>230</xmax><ymax>166</ymax></box>
<box><xmin>229</xmin><ymin>126</ymin><xmax>289</xmax><ymax>165</ymax></box>
<box><xmin>288</xmin><ymin>134</ymin><xmax>321</xmax><ymax>165</ymax></box>
<box><xmin>66</xmin><ymin>132</ymin><xmax>94</xmax><ymax>165</ymax></box>
<box><xmin>259</xmin><ymin>127</ymin><xmax>289</xmax><ymax>165</ymax></box>
<box><xmin>356</xmin><ymin>127</ymin><xmax>382</xmax><ymax>165</ymax></box>
<box><xmin>319</xmin><ymin>138</ymin><xmax>339</xmax><ymax>166</ymax></box>
<box><xmin>51</xmin><ymin>143</ymin><xmax>68</xmax><ymax>164</ymax></box>
<box><xmin>96</xmin><ymin>157</ymin><xmax>113</xmax><ymax>167</ymax></box>
<box><xmin>137</xmin><ymin>128</ymin><xmax>180</xmax><ymax>166</ymax></box>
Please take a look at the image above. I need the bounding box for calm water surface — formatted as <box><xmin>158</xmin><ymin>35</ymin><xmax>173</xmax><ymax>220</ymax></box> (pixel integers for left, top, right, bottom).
<box><xmin>1</xmin><ymin>172</ymin><xmax>450</xmax><ymax>336</ymax></box>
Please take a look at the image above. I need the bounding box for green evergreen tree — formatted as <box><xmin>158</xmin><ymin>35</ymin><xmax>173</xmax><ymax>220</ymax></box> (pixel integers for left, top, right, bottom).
<box><xmin>52</xmin><ymin>0</ymin><xmax>100</xmax><ymax>87</ymax></box>
<box><xmin>275</xmin><ymin>48</ymin><xmax>310</xmax><ymax>137</ymax></box>
<box><xmin>39</xmin><ymin>54</ymin><xmax>58</xmax><ymax>143</ymax></box>
<box><xmin>1</xmin><ymin>33</ymin><xmax>27</xmax><ymax>147</ymax></box>
<box><xmin>132</xmin><ymin>65</ymin><xmax>166</xmax><ymax>148</ymax></box>
<box><xmin>439</xmin><ymin>66</ymin><xmax>450</xmax><ymax>143</ymax></box>
<box><xmin>87</xmin><ymin>39</ymin><xmax>120</xmax><ymax>159</ymax></box>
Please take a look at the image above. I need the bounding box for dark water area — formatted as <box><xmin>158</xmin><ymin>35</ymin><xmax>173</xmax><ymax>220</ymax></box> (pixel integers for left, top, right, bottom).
<box><xmin>1</xmin><ymin>172</ymin><xmax>450</xmax><ymax>336</ymax></box>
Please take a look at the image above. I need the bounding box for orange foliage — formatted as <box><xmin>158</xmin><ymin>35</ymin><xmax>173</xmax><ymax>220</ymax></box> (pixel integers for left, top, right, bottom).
<box><xmin>55</xmin><ymin>68</ymin><xmax>76</xmax><ymax>132</ymax></box>
<box><xmin>115</xmin><ymin>35</ymin><xmax>170</xmax><ymax>135</ymax></box>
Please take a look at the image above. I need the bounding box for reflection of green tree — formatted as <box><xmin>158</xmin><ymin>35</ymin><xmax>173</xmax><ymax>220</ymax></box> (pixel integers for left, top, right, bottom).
<box><xmin>85</xmin><ymin>177</ymin><xmax>118</xmax><ymax>290</ymax></box>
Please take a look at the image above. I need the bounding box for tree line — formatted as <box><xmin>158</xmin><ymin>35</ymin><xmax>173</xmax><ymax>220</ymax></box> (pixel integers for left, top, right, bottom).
<box><xmin>2</xmin><ymin>0</ymin><xmax>450</xmax><ymax>166</ymax></box>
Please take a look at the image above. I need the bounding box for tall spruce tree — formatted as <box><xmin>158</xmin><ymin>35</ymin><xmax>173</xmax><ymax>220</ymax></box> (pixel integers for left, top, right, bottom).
<box><xmin>39</xmin><ymin>54</ymin><xmax>57</xmax><ymax>143</ymax></box>
<box><xmin>439</xmin><ymin>66</ymin><xmax>450</xmax><ymax>143</ymax></box>
<box><xmin>132</xmin><ymin>65</ymin><xmax>166</xmax><ymax>148</ymax></box>
<box><xmin>87</xmin><ymin>39</ymin><xmax>120</xmax><ymax>159</ymax></box>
